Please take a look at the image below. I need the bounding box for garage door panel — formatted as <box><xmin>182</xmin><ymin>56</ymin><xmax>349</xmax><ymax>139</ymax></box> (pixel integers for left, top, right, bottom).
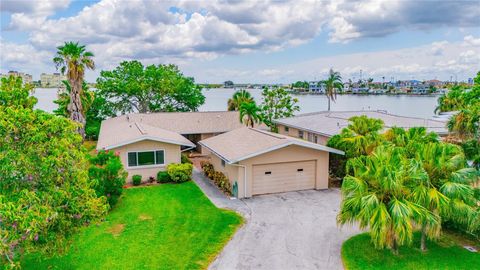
<box><xmin>252</xmin><ymin>160</ymin><xmax>316</xmax><ymax>195</ymax></box>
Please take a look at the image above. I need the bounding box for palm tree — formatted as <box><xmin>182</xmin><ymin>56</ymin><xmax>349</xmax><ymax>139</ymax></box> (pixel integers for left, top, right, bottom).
<box><xmin>54</xmin><ymin>80</ymin><xmax>94</xmax><ymax>118</ymax></box>
<box><xmin>323</xmin><ymin>68</ymin><xmax>343</xmax><ymax>111</ymax></box>
<box><xmin>339</xmin><ymin>115</ymin><xmax>385</xmax><ymax>157</ymax></box>
<box><xmin>239</xmin><ymin>101</ymin><xmax>261</xmax><ymax>127</ymax></box>
<box><xmin>53</xmin><ymin>41</ymin><xmax>95</xmax><ymax>138</ymax></box>
<box><xmin>447</xmin><ymin>105</ymin><xmax>479</xmax><ymax>140</ymax></box>
<box><xmin>338</xmin><ymin>145</ymin><xmax>436</xmax><ymax>255</ymax></box>
<box><xmin>227</xmin><ymin>89</ymin><xmax>253</xmax><ymax>111</ymax></box>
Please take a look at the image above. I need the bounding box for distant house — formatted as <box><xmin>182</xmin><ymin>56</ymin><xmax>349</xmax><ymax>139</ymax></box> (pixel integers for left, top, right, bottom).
<box><xmin>411</xmin><ymin>84</ymin><xmax>430</xmax><ymax>95</ymax></box>
<box><xmin>308</xmin><ymin>81</ymin><xmax>326</xmax><ymax>93</ymax></box>
<box><xmin>274</xmin><ymin>110</ymin><xmax>448</xmax><ymax>145</ymax></box>
<box><xmin>352</xmin><ymin>87</ymin><xmax>369</xmax><ymax>94</ymax></box>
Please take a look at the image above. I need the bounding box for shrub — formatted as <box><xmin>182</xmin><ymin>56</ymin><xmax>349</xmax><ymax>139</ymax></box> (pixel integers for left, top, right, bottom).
<box><xmin>167</xmin><ymin>163</ymin><xmax>193</xmax><ymax>183</ymax></box>
<box><xmin>181</xmin><ymin>153</ymin><xmax>192</xmax><ymax>164</ymax></box>
<box><xmin>212</xmin><ymin>171</ymin><xmax>231</xmax><ymax>195</ymax></box>
<box><xmin>88</xmin><ymin>150</ymin><xmax>127</xmax><ymax>208</ymax></box>
<box><xmin>132</xmin><ymin>175</ymin><xmax>142</xmax><ymax>186</ymax></box>
<box><xmin>201</xmin><ymin>161</ymin><xmax>215</xmax><ymax>178</ymax></box>
<box><xmin>157</xmin><ymin>171</ymin><xmax>171</xmax><ymax>183</ymax></box>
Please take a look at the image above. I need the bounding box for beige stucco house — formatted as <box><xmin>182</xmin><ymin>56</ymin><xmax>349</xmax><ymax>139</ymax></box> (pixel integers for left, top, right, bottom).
<box><xmin>199</xmin><ymin>127</ymin><xmax>344</xmax><ymax>198</ymax></box>
<box><xmin>274</xmin><ymin>110</ymin><xmax>448</xmax><ymax>145</ymax></box>
<box><xmin>97</xmin><ymin>111</ymin><xmax>247</xmax><ymax>181</ymax></box>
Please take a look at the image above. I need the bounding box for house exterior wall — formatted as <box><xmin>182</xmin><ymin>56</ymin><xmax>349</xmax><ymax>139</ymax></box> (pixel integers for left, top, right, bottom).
<box><xmin>230</xmin><ymin>145</ymin><xmax>330</xmax><ymax>199</ymax></box>
<box><xmin>276</xmin><ymin>124</ymin><xmax>330</xmax><ymax>145</ymax></box>
<box><xmin>209</xmin><ymin>153</ymin><xmax>240</xmax><ymax>188</ymax></box>
<box><xmin>112</xmin><ymin>139</ymin><xmax>181</xmax><ymax>182</ymax></box>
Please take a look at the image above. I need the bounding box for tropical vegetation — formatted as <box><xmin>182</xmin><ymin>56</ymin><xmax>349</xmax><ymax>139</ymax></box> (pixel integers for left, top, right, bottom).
<box><xmin>259</xmin><ymin>87</ymin><xmax>299</xmax><ymax>131</ymax></box>
<box><xmin>0</xmin><ymin>76</ymin><xmax>107</xmax><ymax>268</ymax></box>
<box><xmin>53</xmin><ymin>41</ymin><xmax>95</xmax><ymax>138</ymax></box>
<box><xmin>323</xmin><ymin>68</ymin><xmax>343</xmax><ymax>111</ymax></box>
<box><xmin>239</xmin><ymin>101</ymin><xmax>262</xmax><ymax>127</ymax></box>
<box><xmin>22</xmin><ymin>183</ymin><xmax>243</xmax><ymax>270</ymax></box>
<box><xmin>96</xmin><ymin>60</ymin><xmax>205</xmax><ymax>114</ymax></box>
<box><xmin>227</xmin><ymin>89</ymin><xmax>253</xmax><ymax>111</ymax></box>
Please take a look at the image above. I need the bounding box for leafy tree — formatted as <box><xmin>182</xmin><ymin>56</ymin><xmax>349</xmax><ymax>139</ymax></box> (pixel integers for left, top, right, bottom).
<box><xmin>0</xmin><ymin>76</ymin><xmax>37</xmax><ymax>109</ymax></box>
<box><xmin>227</xmin><ymin>89</ymin><xmax>253</xmax><ymax>111</ymax></box>
<box><xmin>324</xmin><ymin>69</ymin><xmax>344</xmax><ymax>111</ymax></box>
<box><xmin>259</xmin><ymin>87</ymin><xmax>299</xmax><ymax>131</ymax></box>
<box><xmin>461</xmin><ymin>139</ymin><xmax>480</xmax><ymax>169</ymax></box>
<box><xmin>338</xmin><ymin>145</ymin><xmax>437</xmax><ymax>255</ymax></box>
<box><xmin>239</xmin><ymin>101</ymin><xmax>262</xmax><ymax>128</ymax></box>
<box><xmin>88</xmin><ymin>150</ymin><xmax>127</xmax><ymax>207</ymax></box>
<box><xmin>53</xmin><ymin>41</ymin><xmax>95</xmax><ymax>138</ymax></box>
<box><xmin>291</xmin><ymin>81</ymin><xmax>309</xmax><ymax>89</ymax></box>
<box><xmin>0</xmin><ymin>79</ymin><xmax>107</xmax><ymax>267</ymax></box>
<box><xmin>96</xmin><ymin>60</ymin><xmax>205</xmax><ymax>114</ymax></box>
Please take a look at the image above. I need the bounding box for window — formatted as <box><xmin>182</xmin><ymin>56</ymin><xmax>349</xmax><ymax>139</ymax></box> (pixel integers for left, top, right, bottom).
<box><xmin>298</xmin><ymin>130</ymin><xmax>304</xmax><ymax>139</ymax></box>
<box><xmin>265</xmin><ymin>171</ymin><xmax>272</xmax><ymax>175</ymax></box>
<box><xmin>127</xmin><ymin>150</ymin><xmax>165</xmax><ymax>167</ymax></box>
<box><xmin>297</xmin><ymin>168</ymin><xmax>304</xmax><ymax>172</ymax></box>
<box><xmin>221</xmin><ymin>159</ymin><xmax>226</xmax><ymax>167</ymax></box>
<box><xmin>314</xmin><ymin>135</ymin><xmax>318</xmax><ymax>144</ymax></box>
<box><xmin>285</xmin><ymin>126</ymin><xmax>289</xmax><ymax>132</ymax></box>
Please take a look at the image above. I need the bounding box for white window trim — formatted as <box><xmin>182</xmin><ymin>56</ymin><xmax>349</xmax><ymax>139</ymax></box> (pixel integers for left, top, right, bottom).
<box><xmin>126</xmin><ymin>149</ymin><xmax>166</xmax><ymax>169</ymax></box>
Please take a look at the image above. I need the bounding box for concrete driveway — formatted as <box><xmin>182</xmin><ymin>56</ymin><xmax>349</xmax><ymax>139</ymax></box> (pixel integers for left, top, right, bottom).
<box><xmin>209</xmin><ymin>190</ymin><xmax>361</xmax><ymax>270</ymax></box>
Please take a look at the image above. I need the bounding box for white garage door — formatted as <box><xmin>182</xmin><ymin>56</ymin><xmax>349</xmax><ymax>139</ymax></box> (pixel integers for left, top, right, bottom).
<box><xmin>252</xmin><ymin>160</ymin><xmax>316</xmax><ymax>195</ymax></box>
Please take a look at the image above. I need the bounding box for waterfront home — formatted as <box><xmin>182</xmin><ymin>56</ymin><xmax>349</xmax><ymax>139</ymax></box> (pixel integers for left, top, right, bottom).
<box><xmin>274</xmin><ymin>110</ymin><xmax>448</xmax><ymax>145</ymax></box>
<box><xmin>199</xmin><ymin>127</ymin><xmax>343</xmax><ymax>198</ymax></box>
<box><xmin>97</xmin><ymin>111</ymin><xmax>245</xmax><ymax>180</ymax></box>
<box><xmin>352</xmin><ymin>87</ymin><xmax>369</xmax><ymax>94</ymax></box>
<box><xmin>308</xmin><ymin>81</ymin><xmax>326</xmax><ymax>93</ymax></box>
<box><xmin>412</xmin><ymin>85</ymin><xmax>430</xmax><ymax>95</ymax></box>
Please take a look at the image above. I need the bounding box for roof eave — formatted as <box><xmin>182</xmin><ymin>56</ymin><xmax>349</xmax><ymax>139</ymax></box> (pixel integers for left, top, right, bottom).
<box><xmin>98</xmin><ymin>135</ymin><xmax>195</xmax><ymax>150</ymax></box>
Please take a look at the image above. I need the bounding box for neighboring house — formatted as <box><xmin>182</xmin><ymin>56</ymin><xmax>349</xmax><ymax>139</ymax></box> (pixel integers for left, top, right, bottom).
<box><xmin>411</xmin><ymin>85</ymin><xmax>430</xmax><ymax>95</ymax></box>
<box><xmin>274</xmin><ymin>110</ymin><xmax>449</xmax><ymax>145</ymax></box>
<box><xmin>308</xmin><ymin>81</ymin><xmax>326</xmax><ymax>93</ymax></box>
<box><xmin>97</xmin><ymin>111</ymin><xmax>246</xmax><ymax>180</ymax></box>
<box><xmin>199</xmin><ymin>127</ymin><xmax>344</xmax><ymax>198</ymax></box>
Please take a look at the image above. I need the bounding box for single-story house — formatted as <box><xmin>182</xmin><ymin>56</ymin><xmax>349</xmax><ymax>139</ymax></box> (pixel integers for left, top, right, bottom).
<box><xmin>273</xmin><ymin>110</ymin><xmax>448</xmax><ymax>145</ymax></box>
<box><xmin>199</xmin><ymin>127</ymin><xmax>344</xmax><ymax>198</ymax></box>
<box><xmin>97</xmin><ymin>111</ymin><xmax>246</xmax><ymax>180</ymax></box>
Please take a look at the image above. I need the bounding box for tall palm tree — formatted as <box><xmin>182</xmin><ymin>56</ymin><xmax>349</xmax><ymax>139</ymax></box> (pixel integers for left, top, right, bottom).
<box><xmin>227</xmin><ymin>89</ymin><xmax>253</xmax><ymax>111</ymax></box>
<box><xmin>338</xmin><ymin>145</ymin><xmax>436</xmax><ymax>255</ymax></box>
<box><xmin>239</xmin><ymin>101</ymin><xmax>261</xmax><ymax>127</ymax></box>
<box><xmin>53</xmin><ymin>41</ymin><xmax>95</xmax><ymax>138</ymax></box>
<box><xmin>447</xmin><ymin>105</ymin><xmax>480</xmax><ymax>140</ymax></box>
<box><xmin>323</xmin><ymin>68</ymin><xmax>343</xmax><ymax>111</ymax></box>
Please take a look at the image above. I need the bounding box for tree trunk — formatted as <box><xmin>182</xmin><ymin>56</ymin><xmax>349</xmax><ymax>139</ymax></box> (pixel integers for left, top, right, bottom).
<box><xmin>327</xmin><ymin>97</ymin><xmax>331</xmax><ymax>111</ymax></box>
<box><xmin>392</xmin><ymin>238</ymin><xmax>399</xmax><ymax>255</ymax></box>
<box><xmin>420</xmin><ymin>225</ymin><xmax>427</xmax><ymax>251</ymax></box>
<box><xmin>68</xmin><ymin>78</ymin><xmax>86</xmax><ymax>139</ymax></box>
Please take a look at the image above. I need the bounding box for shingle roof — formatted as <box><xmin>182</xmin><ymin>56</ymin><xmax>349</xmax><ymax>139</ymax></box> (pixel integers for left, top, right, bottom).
<box><xmin>199</xmin><ymin>127</ymin><xmax>344</xmax><ymax>163</ymax></box>
<box><xmin>106</xmin><ymin>111</ymin><xmax>245</xmax><ymax>135</ymax></box>
<box><xmin>97</xmin><ymin>121</ymin><xmax>195</xmax><ymax>150</ymax></box>
<box><xmin>273</xmin><ymin>111</ymin><xmax>448</xmax><ymax>137</ymax></box>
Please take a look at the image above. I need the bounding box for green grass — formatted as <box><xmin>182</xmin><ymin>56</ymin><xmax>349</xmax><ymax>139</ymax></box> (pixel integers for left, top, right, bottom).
<box><xmin>342</xmin><ymin>232</ymin><xmax>480</xmax><ymax>270</ymax></box>
<box><xmin>23</xmin><ymin>182</ymin><xmax>243</xmax><ymax>270</ymax></box>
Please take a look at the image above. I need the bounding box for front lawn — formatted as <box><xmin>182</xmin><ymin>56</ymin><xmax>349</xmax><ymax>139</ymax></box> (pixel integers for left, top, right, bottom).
<box><xmin>23</xmin><ymin>182</ymin><xmax>243</xmax><ymax>269</ymax></box>
<box><xmin>342</xmin><ymin>232</ymin><xmax>480</xmax><ymax>270</ymax></box>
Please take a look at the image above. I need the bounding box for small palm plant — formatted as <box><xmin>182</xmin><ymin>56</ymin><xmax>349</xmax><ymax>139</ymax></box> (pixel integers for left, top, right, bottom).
<box><xmin>227</xmin><ymin>89</ymin><xmax>253</xmax><ymax>111</ymax></box>
<box><xmin>337</xmin><ymin>145</ymin><xmax>437</xmax><ymax>255</ymax></box>
<box><xmin>239</xmin><ymin>101</ymin><xmax>261</xmax><ymax>128</ymax></box>
<box><xmin>324</xmin><ymin>68</ymin><xmax>343</xmax><ymax>111</ymax></box>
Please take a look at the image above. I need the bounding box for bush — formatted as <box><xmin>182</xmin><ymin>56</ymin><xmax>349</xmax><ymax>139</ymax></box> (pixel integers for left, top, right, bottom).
<box><xmin>88</xmin><ymin>150</ymin><xmax>127</xmax><ymax>208</ymax></box>
<box><xmin>201</xmin><ymin>161</ymin><xmax>215</xmax><ymax>178</ymax></box>
<box><xmin>212</xmin><ymin>171</ymin><xmax>231</xmax><ymax>195</ymax></box>
<box><xmin>167</xmin><ymin>163</ymin><xmax>193</xmax><ymax>183</ymax></box>
<box><xmin>181</xmin><ymin>153</ymin><xmax>192</xmax><ymax>164</ymax></box>
<box><xmin>132</xmin><ymin>175</ymin><xmax>142</xmax><ymax>186</ymax></box>
<box><xmin>157</xmin><ymin>171</ymin><xmax>171</xmax><ymax>183</ymax></box>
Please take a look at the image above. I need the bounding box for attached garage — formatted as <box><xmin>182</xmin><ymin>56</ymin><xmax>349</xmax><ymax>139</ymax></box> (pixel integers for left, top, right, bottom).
<box><xmin>199</xmin><ymin>127</ymin><xmax>344</xmax><ymax>198</ymax></box>
<box><xmin>252</xmin><ymin>160</ymin><xmax>316</xmax><ymax>195</ymax></box>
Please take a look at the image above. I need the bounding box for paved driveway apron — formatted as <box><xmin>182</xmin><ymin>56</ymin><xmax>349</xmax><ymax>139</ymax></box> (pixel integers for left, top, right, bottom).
<box><xmin>209</xmin><ymin>190</ymin><xmax>360</xmax><ymax>270</ymax></box>
<box><xmin>191</xmin><ymin>169</ymin><xmax>360</xmax><ymax>270</ymax></box>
